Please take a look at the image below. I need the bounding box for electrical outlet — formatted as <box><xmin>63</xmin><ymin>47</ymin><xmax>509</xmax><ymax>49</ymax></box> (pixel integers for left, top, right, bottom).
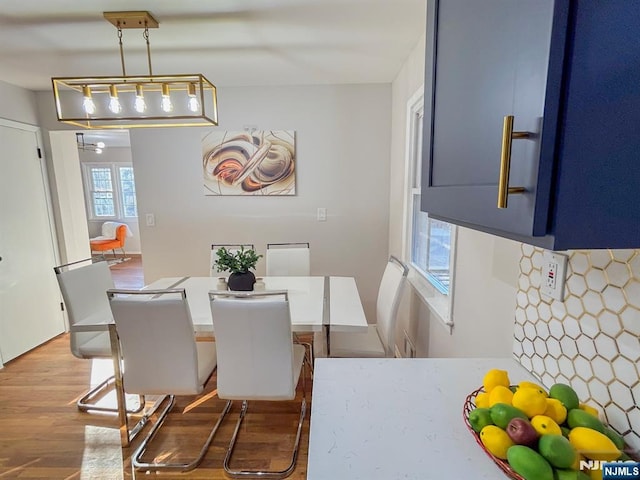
<box><xmin>317</xmin><ymin>207</ymin><xmax>327</xmax><ymax>221</ymax></box>
<box><xmin>145</xmin><ymin>213</ymin><xmax>155</xmax><ymax>227</ymax></box>
<box><xmin>541</xmin><ymin>250</ymin><xmax>568</xmax><ymax>300</ymax></box>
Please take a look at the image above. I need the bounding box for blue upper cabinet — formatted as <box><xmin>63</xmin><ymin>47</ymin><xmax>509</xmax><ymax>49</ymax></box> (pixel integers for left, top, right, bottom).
<box><xmin>420</xmin><ymin>0</ymin><xmax>640</xmax><ymax>250</ymax></box>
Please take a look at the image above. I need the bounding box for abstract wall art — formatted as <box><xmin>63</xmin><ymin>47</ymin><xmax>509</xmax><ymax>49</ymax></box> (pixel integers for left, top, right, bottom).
<box><xmin>202</xmin><ymin>130</ymin><xmax>296</xmax><ymax>195</ymax></box>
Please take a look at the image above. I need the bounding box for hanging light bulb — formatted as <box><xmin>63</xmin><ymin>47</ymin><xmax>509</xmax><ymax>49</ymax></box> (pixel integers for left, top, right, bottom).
<box><xmin>82</xmin><ymin>85</ymin><xmax>96</xmax><ymax>115</ymax></box>
<box><xmin>134</xmin><ymin>84</ymin><xmax>146</xmax><ymax>113</ymax></box>
<box><xmin>108</xmin><ymin>85</ymin><xmax>122</xmax><ymax>114</ymax></box>
<box><xmin>187</xmin><ymin>83</ymin><xmax>199</xmax><ymax>112</ymax></box>
<box><xmin>161</xmin><ymin>83</ymin><xmax>173</xmax><ymax>112</ymax></box>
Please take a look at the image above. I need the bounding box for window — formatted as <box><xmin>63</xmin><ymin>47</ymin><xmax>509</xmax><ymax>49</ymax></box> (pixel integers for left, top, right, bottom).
<box><xmin>404</xmin><ymin>88</ymin><xmax>456</xmax><ymax>328</ymax></box>
<box><xmin>83</xmin><ymin>163</ymin><xmax>138</xmax><ymax>219</ymax></box>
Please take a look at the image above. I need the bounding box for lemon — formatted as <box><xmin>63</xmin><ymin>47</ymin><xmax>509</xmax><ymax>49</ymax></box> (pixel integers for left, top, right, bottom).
<box><xmin>518</xmin><ymin>381</ymin><xmax>548</xmax><ymax>396</ymax></box>
<box><xmin>568</xmin><ymin>427</ymin><xmax>621</xmax><ymax>462</ymax></box>
<box><xmin>579</xmin><ymin>403</ymin><xmax>600</xmax><ymax>418</ymax></box>
<box><xmin>483</xmin><ymin>369</ymin><xmax>510</xmax><ymax>393</ymax></box>
<box><xmin>571</xmin><ymin>453</ymin><xmax>585</xmax><ymax>471</ymax></box>
<box><xmin>480</xmin><ymin>425</ymin><xmax>514</xmax><ymax>459</ymax></box>
<box><xmin>512</xmin><ymin>387</ymin><xmax>548</xmax><ymax>417</ymax></box>
<box><xmin>475</xmin><ymin>392</ymin><xmax>490</xmax><ymax>408</ymax></box>
<box><xmin>544</xmin><ymin>398</ymin><xmax>568</xmax><ymax>424</ymax></box>
<box><xmin>588</xmin><ymin>467</ymin><xmax>603</xmax><ymax>480</ymax></box>
<box><xmin>489</xmin><ymin>385</ymin><xmax>514</xmax><ymax>406</ymax></box>
<box><xmin>530</xmin><ymin>415</ymin><xmax>562</xmax><ymax>436</ymax></box>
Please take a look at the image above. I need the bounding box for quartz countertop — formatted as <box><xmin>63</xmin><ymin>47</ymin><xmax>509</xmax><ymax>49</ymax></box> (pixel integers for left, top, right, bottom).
<box><xmin>307</xmin><ymin>357</ymin><xmax>538</xmax><ymax>480</ymax></box>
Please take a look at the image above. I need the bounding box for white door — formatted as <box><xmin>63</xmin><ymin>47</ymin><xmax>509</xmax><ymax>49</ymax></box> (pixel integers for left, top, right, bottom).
<box><xmin>0</xmin><ymin>120</ymin><xmax>65</xmax><ymax>364</ymax></box>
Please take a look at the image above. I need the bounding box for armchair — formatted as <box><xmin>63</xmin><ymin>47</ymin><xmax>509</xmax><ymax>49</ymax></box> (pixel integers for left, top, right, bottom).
<box><xmin>90</xmin><ymin>223</ymin><xmax>128</xmax><ymax>260</ymax></box>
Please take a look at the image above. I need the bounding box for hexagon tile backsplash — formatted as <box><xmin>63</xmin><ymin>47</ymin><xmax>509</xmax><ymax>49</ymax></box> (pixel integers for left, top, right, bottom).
<box><xmin>513</xmin><ymin>246</ymin><xmax>640</xmax><ymax>451</ymax></box>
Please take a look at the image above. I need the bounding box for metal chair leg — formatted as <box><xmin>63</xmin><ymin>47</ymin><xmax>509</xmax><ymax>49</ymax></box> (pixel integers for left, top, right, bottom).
<box><xmin>223</xmin><ymin>357</ymin><xmax>307</xmax><ymax>479</ymax></box>
<box><xmin>132</xmin><ymin>398</ymin><xmax>233</xmax><ymax>472</ymax></box>
<box><xmin>77</xmin><ymin>375</ymin><xmax>145</xmax><ymax>414</ymax></box>
<box><xmin>292</xmin><ymin>333</ymin><xmax>314</xmax><ymax>377</ymax></box>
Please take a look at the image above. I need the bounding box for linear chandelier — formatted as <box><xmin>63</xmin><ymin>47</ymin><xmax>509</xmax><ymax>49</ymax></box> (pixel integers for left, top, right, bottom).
<box><xmin>52</xmin><ymin>11</ymin><xmax>218</xmax><ymax>129</ymax></box>
<box><xmin>76</xmin><ymin>133</ymin><xmax>105</xmax><ymax>154</ymax></box>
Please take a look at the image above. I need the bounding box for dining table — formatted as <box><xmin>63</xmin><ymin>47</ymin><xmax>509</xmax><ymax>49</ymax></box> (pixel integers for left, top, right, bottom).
<box><xmin>144</xmin><ymin>275</ymin><xmax>369</xmax><ymax>356</ymax></box>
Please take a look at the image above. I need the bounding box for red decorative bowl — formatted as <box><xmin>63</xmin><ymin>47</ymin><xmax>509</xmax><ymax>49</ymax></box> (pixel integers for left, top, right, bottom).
<box><xmin>463</xmin><ymin>386</ymin><xmax>525</xmax><ymax>480</ymax></box>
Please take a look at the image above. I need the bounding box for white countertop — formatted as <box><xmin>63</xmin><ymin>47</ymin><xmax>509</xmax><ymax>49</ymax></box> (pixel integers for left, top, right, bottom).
<box><xmin>307</xmin><ymin>357</ymin><xmax>538</xmax><ymax>480</ymax></box>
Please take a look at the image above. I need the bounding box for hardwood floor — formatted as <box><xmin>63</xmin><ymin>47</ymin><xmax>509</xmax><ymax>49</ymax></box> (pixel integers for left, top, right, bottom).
<box><xmin>0</xmin><ymin>256</ymin><xmax>311</xmax><ymax>479</ymax></box>
<box><xmin>108</xmin><ymin>254</ymin><xmax>145</xmax><ymax>289</ymax></box>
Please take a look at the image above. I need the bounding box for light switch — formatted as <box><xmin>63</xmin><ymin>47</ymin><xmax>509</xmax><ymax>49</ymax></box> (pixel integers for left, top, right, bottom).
<box><xmin>317</xmin><ymin>208</ymin><xmax>327</xmax><ymax>221</ymax></box>
<box><xmin>145</xmin><ymin>213</ymin><xmax>155</xmax><ymax>227</ymax></box>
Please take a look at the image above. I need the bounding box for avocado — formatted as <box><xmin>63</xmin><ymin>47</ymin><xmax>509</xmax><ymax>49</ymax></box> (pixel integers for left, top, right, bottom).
<box><xmin>507</xmin><ymin>445</ymin><xmax>554</xmax><ymax>480</ymax></box>
<box><xmin>538</xmin><ymin>434</ymin><xmax>577</xmax><ymax>469</ymax></box>
<box><xmin>566</xmin><ymin>408</ymin><xmax>605</xmax><ymax>433</ymax></box>
<box><xmin>618</xmin><ymin>451</ymin><xmax>633</xmax><ymax>461</ymax></box>
<box><xmin>490</xmin><ymin>403</ymin><xmax>528</xmax><ymax>429</ymax></box>
<box><xmin>603</xmin><ymin>426</ymin><xmax>625</xmax><ymax>450</ymax></box>
<box><xmin>549</xmin><ymin>384</ymin><xmax>580</xmax><ymax>411</ymax></box>
<box><xmin>554</xmin><ymin>469</ymin><xmax>591</xmax><ymax>480</ymax></box>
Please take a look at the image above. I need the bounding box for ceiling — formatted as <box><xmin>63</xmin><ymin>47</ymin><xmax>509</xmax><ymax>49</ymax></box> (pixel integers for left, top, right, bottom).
<box><xmin>0</xmin><ymin>0</ymin><xmax>427</xmax><ymax>92</ymax></box>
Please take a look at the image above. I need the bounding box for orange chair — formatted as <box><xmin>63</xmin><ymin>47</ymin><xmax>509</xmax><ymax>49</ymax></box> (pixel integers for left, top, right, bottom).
<box><xmin>90</xmin><ymin>224</ymin><xmax>127</xmax><ymax>259</ymax></box>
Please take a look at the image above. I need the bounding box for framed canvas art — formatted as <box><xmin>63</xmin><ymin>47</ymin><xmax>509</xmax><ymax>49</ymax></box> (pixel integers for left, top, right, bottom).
<box><xmin>202</xmin><ymin>130</ymin><xmax>296</xmax><ymax>195</ymax></box>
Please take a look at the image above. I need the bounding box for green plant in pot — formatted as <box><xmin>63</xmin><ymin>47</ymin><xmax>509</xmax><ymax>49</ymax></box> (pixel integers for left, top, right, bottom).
<box><xmin>214</xmin><ymin>246</ymin><xmax>262</xmax><ymax>291</ymax></box>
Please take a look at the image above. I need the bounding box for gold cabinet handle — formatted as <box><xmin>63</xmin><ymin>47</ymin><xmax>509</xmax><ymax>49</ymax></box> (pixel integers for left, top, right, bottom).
<box><xmin>497</xmin><ymin>115</ymin><xmax>531</xmax><ymax>208</ymax></box>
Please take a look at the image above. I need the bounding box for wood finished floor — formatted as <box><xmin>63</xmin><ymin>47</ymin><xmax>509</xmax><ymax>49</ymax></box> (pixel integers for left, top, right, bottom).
<box><xmin>0</xmin><ymin>256</ymin><xmax>311</xmax><ymax>479</ymax></box>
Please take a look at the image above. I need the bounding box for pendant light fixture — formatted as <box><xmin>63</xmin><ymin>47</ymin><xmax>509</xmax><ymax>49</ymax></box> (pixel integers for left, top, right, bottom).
<box><xmin>52</xmin><ymin>11</ymin><xmax>218</xmax><ymax>129</ymax></box>
<box><xmin>76</xmin><ymin>133</ymin><xmax>106</xmax><ymax>154</ymax></box>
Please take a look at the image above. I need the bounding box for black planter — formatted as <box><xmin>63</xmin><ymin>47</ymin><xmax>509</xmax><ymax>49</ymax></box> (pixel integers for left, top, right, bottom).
<box><xmin>227</xmin><ymin>271</ymin><xmax>256</xmax><ymax>291</ymax></box>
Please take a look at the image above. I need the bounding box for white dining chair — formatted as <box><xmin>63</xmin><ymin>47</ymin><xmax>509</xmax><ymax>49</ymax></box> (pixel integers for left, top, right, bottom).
<box><xmin>266</xmin><ymin>242</ymin><xmax>310</xmax><ymax>276</ymax></box>
<box><xmin>209</xmin><ymin>290</ymin><xmax>307</xmax><ymax>479</ymax></box>
<box><xmin>108</xmin><ymin>288</ymin><xmax>231</xmax><ymax>472</ymax></box>
<box><xmin>210</xmin><ymin>243</ymin><xmax>255</xmax><ymax>277</ymax></box>
<box><xmin>327</xmin><ymin>255</ymin><xmax>408</xmax><ymax>357</ymax></box>
<box><xmin>265</xmin><ymin>242</ymin><xmax>314</xmax><ymax>370</ymax></box>
<box><xmin>54</xmin><ymin>258</ymin><xmax>144</xmax><ymax>414</ymax></box>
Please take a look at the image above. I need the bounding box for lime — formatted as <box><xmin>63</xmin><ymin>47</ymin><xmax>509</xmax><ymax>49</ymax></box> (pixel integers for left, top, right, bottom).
<box><xmin>469</xmin><ymin>407</ymin><xmax>494</xmax><ymax>433</ymax></box>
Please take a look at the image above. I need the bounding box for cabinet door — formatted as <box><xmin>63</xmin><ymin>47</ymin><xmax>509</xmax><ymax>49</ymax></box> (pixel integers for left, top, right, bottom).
<box><xmin>421</xmin><ymin>0</ymin><xmax>555</xmax><ymax>237</ymax></box>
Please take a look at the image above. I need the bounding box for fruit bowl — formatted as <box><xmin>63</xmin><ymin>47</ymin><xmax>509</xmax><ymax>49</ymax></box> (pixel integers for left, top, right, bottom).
<box><xmin>463</xmin><ymin>386</ymin><xmax>526</xmax><ymax>480</ymax></box>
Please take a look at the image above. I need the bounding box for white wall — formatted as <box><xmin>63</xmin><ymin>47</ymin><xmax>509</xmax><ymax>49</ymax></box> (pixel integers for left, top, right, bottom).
<box><xmin>129</xmin><ymin>84</ymin><xmax>392</xmax><ymax>320</ymax></box>
<box><xmin>389</xmin><ymin>34</ymin><xmax>520</xmax><ymax>357</ymax></box>
<box><xmin>0</xmin><ymin>80</ymin><xmax>39</xmax><ymax>126</ymax></box>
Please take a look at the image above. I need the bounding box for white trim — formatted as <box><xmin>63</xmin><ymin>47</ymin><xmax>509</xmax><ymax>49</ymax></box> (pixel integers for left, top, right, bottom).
<box><xmin>82</xmin><ymin>162</ymin><xmax>137</xmax><ymax>221</ymax></box>
<box><xmin>401</xmin><ymin>87</ymin><xmax>456</xmax><ymax>333</ymax></box>
<box><xmin>0</xmin><ymin>117</ymin><xmax>39</xmax><ymax>132</ymax></box>
<box><xmin>400</xmin><ymin>87</ymin><xmax>425</xmax><ymax>261</ymax></box>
